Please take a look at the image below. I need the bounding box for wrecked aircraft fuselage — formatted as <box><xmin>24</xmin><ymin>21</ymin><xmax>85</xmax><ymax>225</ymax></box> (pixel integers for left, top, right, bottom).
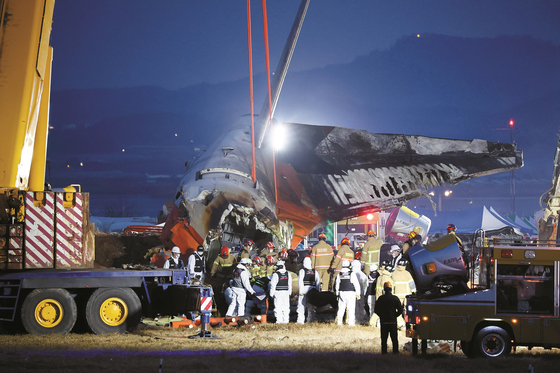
<box><xmin>163</xmin><ymin>115</ymin><xmax>522</xmax><ymax>261</ymax></box>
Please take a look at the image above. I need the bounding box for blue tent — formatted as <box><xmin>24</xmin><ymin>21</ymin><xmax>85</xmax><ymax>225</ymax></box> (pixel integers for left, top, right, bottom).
<box><xmin>411</xmin><ymin>205</ymin><xmax>532</xmax><ymax>235</ymax></box>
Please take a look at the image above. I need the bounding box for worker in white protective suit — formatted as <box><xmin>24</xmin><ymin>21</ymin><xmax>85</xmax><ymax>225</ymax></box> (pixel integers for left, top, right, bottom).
<box><xmin>334</xmin><ymin>259</ymin><xmax>361</xmax><ymax>327</ymax></box>
<box><xmin>187</xmin><ymin>245</ymin><xmax>206</xmax><ymax>282</ymax></box>
<box><xmin>163</xmin><ymin>246</ymin><xmax>185</xmax><ymax>269</ymax></box>
<box><xmin>352</xmin><ymin>259</ymin><xmax>369</xmax><ymax>325</ymax></box>
<box><xmin>366</xmin><ymin>263</ymin><xmax>379</xmax><ymax>318</ymax></box>
<box><xmin>297</xmin><ymin>256</ymin><xmax>321</xmax><ymax>324</ymax></box>
<box><xmin>226</xmin><ymin>258</ymin><xmax>255</xmax><ymax>317</ymax></box>
<box><xmin>269</xmin><ymin>260</ymin><xmax>292</xmax><ymax>323</ymax></box>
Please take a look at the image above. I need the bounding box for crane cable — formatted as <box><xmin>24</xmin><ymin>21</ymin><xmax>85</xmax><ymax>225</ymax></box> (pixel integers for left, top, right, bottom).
<box><xmin>246</xmin><ymin>0</ymin><xmax>257</xmax><ymax>184</ymax></box>
<box><xmin>261</xmin><ymin>0</ymin><xmax>278</xmax><ymax>204</ymax></box>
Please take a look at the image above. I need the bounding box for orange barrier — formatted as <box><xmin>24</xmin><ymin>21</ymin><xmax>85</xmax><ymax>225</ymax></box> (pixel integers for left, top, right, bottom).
<box><xmin>171</xmin><ymin>314</ymin><xmax>267</xmax><ymax>329</ymax></box>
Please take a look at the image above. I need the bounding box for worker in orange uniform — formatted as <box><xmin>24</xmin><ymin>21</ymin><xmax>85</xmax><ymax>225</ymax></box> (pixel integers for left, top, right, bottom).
<box><xmin>211</xmin><ymin>246</ymin><xmax>237</xmax><ymax>280</ymax></box>
<box><xmin>330</xmin><ymin>237</ymin><xmax>355</xmax><ymax>274</ymax></box>
<box><xmin>310</xmin><ymin>233</ymin><xmax>334</xmax><ymax>291</ymax></box>
<box><xmin>362</xmin><ymin>230</ymin><xmax>383</xmax><ymax>276</ymax></box>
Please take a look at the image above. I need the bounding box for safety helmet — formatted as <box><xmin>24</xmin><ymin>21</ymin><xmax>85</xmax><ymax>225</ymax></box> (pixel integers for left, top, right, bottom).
<box><xmin>287</xmin><ymin>248</ymin><xmax>298</xmax><ymax>258</ymax></box>
<box><xmin>370</xmin><ymin>263</ymin><xmax>378</xmax><ymax>272</ymax></box>
<box><xmin>266</xmin><ymin>241</ymin><xmax>275</xmax><ymax>250</ymax></box>
<box><xmin>367</xmin><ymin>230</ymin><xmax>376</xmax><ymax>237</ymax></box>
<box><xmin>252</xmin><ymin>256</ymin><xmax>262</xmax><ymax>266</ymax></box>
<box><xmin>171</xmin><ymin>246</ymin><xmax>181</xmax><ymax>254</ymax></box>
<box><xmin>220</xmin><ymin>246</ymin><xmax>229</xmax><ymax>256</ymax></box>
<box><xmin>279</xmin><ymin>250</ymin><xmax>288</xmax><ymax>260</ymax></box>
<box><xmin>384</xmin><ymin>264</ymin><xmax>394</xmax><ymax>272</ymax></box>
<box><xmin>245</xmin><ymin>239</ymin><xmax>255</xmax><ymax>247</ymax></box>
<box><xmin>318</xmin><ymin>233</ymin><xmax>327</xmax><ymax>240</ymax></box>
<box><xmin>276</xmin><ymin>260</ymin><xmax>285</xmax><ymax>271</ymax></box>
<box><xmin>342</xmin><ymin>259</ymin><xmax>351</xmax><ymax>268</ymax></box>
<box><xmin>447</xmin><ymin>224</ymin><xmax>457</xmax><ymax>233</ymax></box>
<box><xmin>390</xmin><ymin>245</ymin><xmax>401</xmax><ymax>253</ymax></box>
<box><xmin>383</xmin><ymin>281</ymin><xmax>392</xmax><ymax>289</ymax></box>
<box><xmin>354</xmin><ymin>251</ymin><xmax>362</xmax><ymax>260</ymax></box>
<box><xmin>408</xmin><ymin>231</ymin><xmax>418</xmax><ymax>239</ymax></box>
<box><xmin>267</xmin><ymin>255</ymin><xmax>276</xmax><ymax>265</ymax></box>
<box><xmin>397</xmin><ymin>259</ymin><xmax>408</xmax><ymax>267</ymax></box>
<box><xmin>341</xmin><ymin>237</ymin><xmax>350</xmax><ymax>246</ymax></box>
<box><xmin>240</xmin><ymin>257</ymin><xmax>252</xmax><ymax>265</ymax></box>
<box><xmin>381</xmin><ymin>259</ymin><xmax>391</xmax><ymax>267</ymax></box>
<box><xmin>197</xmin><ymin>245</ymin><xmax>204</xmax><ymax>252</ymax></box>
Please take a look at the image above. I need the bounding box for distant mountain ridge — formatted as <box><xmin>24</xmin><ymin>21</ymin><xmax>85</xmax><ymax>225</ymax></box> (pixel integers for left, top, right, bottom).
<box><xmin>47</xmin><ymin>34</ymin><xmax>560</xmax><ymax>216</ymax></box>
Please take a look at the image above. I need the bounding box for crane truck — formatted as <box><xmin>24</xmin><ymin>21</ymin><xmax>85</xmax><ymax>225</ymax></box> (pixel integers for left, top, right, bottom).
<box><xmin>405</xmin><ymin>132</ymin><xmax>560</xmax><ymax>358</ymax></box>
<box><xmin>0</xmin><ymin>0</ymin><xmax>213</xmax><ymax>336</ymax></box>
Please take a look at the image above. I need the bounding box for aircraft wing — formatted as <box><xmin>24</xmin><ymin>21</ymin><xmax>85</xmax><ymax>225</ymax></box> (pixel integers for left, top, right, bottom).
<box><xmin>274</xmin><ymin>122</ymin><xmax>523</xmax><ymax>231</ymax></box>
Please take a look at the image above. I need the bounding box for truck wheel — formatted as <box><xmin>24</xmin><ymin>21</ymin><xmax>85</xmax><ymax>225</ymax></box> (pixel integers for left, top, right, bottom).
<box><xmin>86</xmin><ymin>288</ymin><xmax>141</xmax><ymax>335</ymax></box>
<box><xmin>21</xmin><ymin>289</ymin><xmax>77</xmax><ymax>335</ymax></box>
<box><xmin>474</xmin><ymin>326</ymin><xmax>512</xmax><ymax>357</ymax></box>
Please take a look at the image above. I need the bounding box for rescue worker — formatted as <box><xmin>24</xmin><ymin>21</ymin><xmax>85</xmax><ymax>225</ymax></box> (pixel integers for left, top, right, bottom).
<box><xmin>285</xmin><ymin>248</ymin><xmax>300</xmax><ymax>273</ymax></box>
<box><xmin>297</xmin><ymin>256</ymin><xmax>321</xmax><ymax>324</ymax></box>
<box><xmin>391</xmin><ymin>258</ymin><xmax>416</xmax><ymax>329</ymax></box>
<box><xmin>334</xmin><ymin>259</ymin><xmax>361</xmax><ymax>327</ymax></box>
<box><xmin>447</xmin><ymin>224</ymin><xmax>464</xmax><ymax>251</ymax></box>
<box><xmin>401</xmin><ymin>231</ymin><xmax>417</xmax><ymax>254</ymax></box>
<box><xmin>269</xmin><ymin>260</ymin><xmax>292</xmax><ymax>323</ymax></box>
<box><xmin>371</xmin><ymin>261</ymin><xmax>394</xmax><ymax>327</ymax></box>
<box><xmin>310</xmin><ymin>233</ymin><xmax>334</xmax><ymax>291</ymax></box>
<box><xmin>187</xmin><ymin>245</ymin><xmax>206</xmax><ymax>282</ymax></box>
<box><xmin>374</xmin><ymin>281</ymin><xmax>404</xmax><ymax>354</ymax></box>
<box><xmin>278</xmin><ymin>247</ymin><xmax>289</xmax><ymax>261</ymax></box>
<box><xmin>250</xmin><ymin>256</ymin><xmax>266</xmax><ymax>280</ymax></box>
<box><xmin>260</xmin><ymin>241</ymin><xmax>278</xmax><ymax>261</ymax></box>
<box><xmin>210</xmin><ymin>246</ymin><xmax>237</xmax><ymax>279</ymax></box>
<box><xmin>226</xmin><ymin>258</ymin><xmax>255</xmax><ymax>317</ymax></box>
<box><xmin>163</xmin><ymin>246</ymin><xmax>185</xmax><ymax>269</ymax></box>
<box><xmin>330</xmin><ymin>237</ymin><xmax>355</xmax><ymax>274</ymax></box>
<box><xmin>265</xmin><ymin>255</ymin><xmax>277</xmax><ymax>278</ymax></box>
<box><xmin>362</xmin><ymin>230</ymin><xmax>383</xmax><ymax>275</ymax></box>
<box><xmin>239</xmin><ymin>239</ymin><xmax>255</xmax><ymax>259</ymax></box>
<box><xmin>245</xmin><ymin>274</ymin><xmax>270</xmax><ymax>315</ymax></box>
<box><xmin>366</xmin><ymin>263</ymin><xmax>379</xmax><ymax>318</ymax></box>
<box><xmin>352</xmin><ymin>259</ymin><xmax>369</xmax><ymax>324</ymax></box>
<box><xmin>388</xmin><ymin>245</ymin><xmax>402</xmax><ymax>270</ymax></box>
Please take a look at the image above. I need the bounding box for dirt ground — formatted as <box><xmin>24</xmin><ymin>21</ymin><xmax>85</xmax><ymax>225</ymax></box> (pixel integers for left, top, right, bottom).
<box><xmin>1</xmin><ymin>323</ymin><xmax>559</xmax><ymax>373</ymax></box>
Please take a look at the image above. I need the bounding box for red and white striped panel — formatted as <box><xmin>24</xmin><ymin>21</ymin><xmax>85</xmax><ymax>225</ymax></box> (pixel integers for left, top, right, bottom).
<box><xmin>24</xmin><ymin>192</ymin><xmax>55</xmax><ymax>268</ymax></box>
<box><xmin>200</xmin><ymin>297</ymin><xmax>212</xmax><ymax>311</ymax></box>
<box><xmin>55</xmin><ymin>193</ymin><xmax>84</xmax><ymax>268</ymax></box>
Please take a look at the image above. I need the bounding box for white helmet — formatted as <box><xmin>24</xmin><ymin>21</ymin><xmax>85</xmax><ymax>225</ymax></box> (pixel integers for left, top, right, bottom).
<box><xmin>341</xmin><ymin>259</ymin><xmax>351</xmax><ymax>268</ymax></box>
<box><xmin>370</xmin><ymin>263</ymin><xmax>378</xmax><ymax>272</ymax></box>
<box><xmin>171</xmin><ymin>246</ymin><xmax>181</xmax><ymax>254</ymax></box>
<box><xmin>240</xmin><ymin>257</ymin><xmax>252</xmax><ymax>265</ymax></box>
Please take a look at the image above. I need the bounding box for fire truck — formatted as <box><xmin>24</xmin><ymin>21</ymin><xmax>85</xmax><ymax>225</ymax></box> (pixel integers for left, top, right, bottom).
<box><xmin>0</xmin><ymin>0</ymin><xmax>214</xmax><ymax>336</ymax></box>
<box><xmin>406</xmin><ymin>131</ymin><xmax>560</xmax><ymax>357</ymax></box>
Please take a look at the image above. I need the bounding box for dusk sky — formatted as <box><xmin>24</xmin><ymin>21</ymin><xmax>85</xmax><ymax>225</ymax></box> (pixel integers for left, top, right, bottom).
<box><xmin>47</xmin><ymin>0</ymin><xmax>560</xmax><ymax>219</ymax></box>
<box><xmin>51</xmin><ymin>0</ymin><xmax>559</xmax><ymax>91</ymax></box>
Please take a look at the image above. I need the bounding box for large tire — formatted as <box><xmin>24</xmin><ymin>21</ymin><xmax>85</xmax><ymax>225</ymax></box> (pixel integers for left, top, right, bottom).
<box><xmin>474</xmin><ymin>326</ymin><xmax>512</xmax><ymax>358</ymax></box>
<box><xmin>21</xmin><ymin>288</ymin><xmax>77</xmax><ymax>335</ymax></box>
<box><xmin>86</xmin><ymin>287</ymin><xmax>141</xmax><ymax>334</ymax></box>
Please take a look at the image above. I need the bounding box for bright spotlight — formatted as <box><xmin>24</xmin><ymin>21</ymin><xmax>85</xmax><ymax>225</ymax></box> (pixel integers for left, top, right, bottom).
<box><xmin>273</xmin><ymin>124</ymin><xmax>287</xmax><ymax>151</ymax></box>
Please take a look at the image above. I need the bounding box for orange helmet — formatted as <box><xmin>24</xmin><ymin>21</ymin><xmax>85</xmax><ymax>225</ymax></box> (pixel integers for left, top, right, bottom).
<box><xmin>252</xmin><ymin>256</ymin><xmax>262</xmax><ymax>266</ymax></box>
<box><xmin>267</xmin><ymin>255</ymin><xmax>276</xmax><ymax>265</ymax></box>
<box><xmin>221</xmin><ymin>246</ymin><xmax>229</xmax><ymax>256</ymax></box>
<box><xmin>318</xmin><ymin>233</ymin><xmax>327</xmax><ymax>240</ymax></box>
<box><xmin>447</xmin><ymin>224</ymin><xmax>457</xmax><ymax>233</ymax></box>
<box><xmin>355</xmin><ymin>251</ymin><xmax>362</xmax><ymax>260</ymax></box>
<box><xmin>266</xmin><ymin>241</ymin><xmax>275</xmax><ymax>250</ymax></box>
<box><xmin>341</xmin><ymin>237</ymin><xmax>350</xmax><ymax>246</ymax></box>
<box><xmin>279</xmin><ymin>250</ymin><xmax>288</xmax><ymax>260</ymax></box>
<box><xmin>245</xmin><ymin>239</ymin><xmax>255</xmax><ymax>247</ymax></box>
<box><xmin>367</xmin><ymin>230</ymin><xmax>376</xmax><ymax>237</ymax></box>
<box><xmin>408</xmin><ymin>231</ymin><xmax>418</xmax><ymax>239</ymax></box>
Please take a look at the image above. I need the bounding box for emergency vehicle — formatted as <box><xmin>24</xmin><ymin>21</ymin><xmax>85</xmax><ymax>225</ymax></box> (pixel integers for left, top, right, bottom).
<box><xmin>406</xmin><ymin>234</ymin><xmax>560</xmax><ymax>357</ymax></box>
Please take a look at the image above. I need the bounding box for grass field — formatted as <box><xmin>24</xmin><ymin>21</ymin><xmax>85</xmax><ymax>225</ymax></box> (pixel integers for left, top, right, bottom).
<box><xmin>1</xmin><ymin>323</ymin><xmax>559</xmax><ymax>372</ymax></box>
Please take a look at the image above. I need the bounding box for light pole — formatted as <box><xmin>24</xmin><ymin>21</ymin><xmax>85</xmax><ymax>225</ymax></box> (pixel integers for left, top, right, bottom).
<box><xmin>509</xmin><ymin>119</ymin><xmax>516</xmax><ymax>214</ymax></box>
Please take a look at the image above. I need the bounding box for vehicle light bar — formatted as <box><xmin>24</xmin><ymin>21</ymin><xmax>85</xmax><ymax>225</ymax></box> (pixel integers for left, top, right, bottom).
<box><xmin>501</xmin><ymin>249</ymin><xmax>513</xmax><ymax>258</ymax></box>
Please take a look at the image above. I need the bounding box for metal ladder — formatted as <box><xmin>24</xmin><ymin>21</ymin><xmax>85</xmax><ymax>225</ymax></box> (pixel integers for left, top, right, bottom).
<box><xmin>0</xmin><ymin>279</ymin><xmax>22</xmax><ymax>321</ymax></box>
